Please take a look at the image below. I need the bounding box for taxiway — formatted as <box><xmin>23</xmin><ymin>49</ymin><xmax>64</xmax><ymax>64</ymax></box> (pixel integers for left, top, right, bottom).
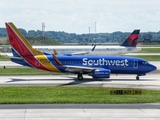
<box><xmin>0</xmin><ymin>104</ymin><xmax>160</xmax><ymax>120</ymax></box>
<box><xmin>0</xmin><ymin>73</ymin><xmax>159</xmax><ymax>90</ymax></box>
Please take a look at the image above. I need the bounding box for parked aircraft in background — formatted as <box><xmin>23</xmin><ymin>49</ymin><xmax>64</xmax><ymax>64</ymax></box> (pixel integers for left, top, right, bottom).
<box><xmin>5</xmin><ymin>22</ymin><xmax>156</xmax><ymax>80</ymax></box>
<box><xmin>33</xmin><ymin>29</ymin><xmax>141</xmax><ymax>56</ymax></box>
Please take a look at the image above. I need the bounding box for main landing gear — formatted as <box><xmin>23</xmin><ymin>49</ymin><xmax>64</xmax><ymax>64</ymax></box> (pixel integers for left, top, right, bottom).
<box><xmin>77</xmin><ymin>73</ymin><xmax>83</xmax><ymax>80</ymax></box>
<box><xmin>136</xmin><ymin>75</ymin><xmax>139</xmax><ymax>80</ymax></box>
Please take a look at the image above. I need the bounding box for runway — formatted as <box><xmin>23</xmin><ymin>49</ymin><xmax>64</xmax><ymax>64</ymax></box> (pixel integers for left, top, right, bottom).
<box><xmin>0</xmin><ymin>73</ymin><xmax>159</xmax><ymax>89</ymax></box>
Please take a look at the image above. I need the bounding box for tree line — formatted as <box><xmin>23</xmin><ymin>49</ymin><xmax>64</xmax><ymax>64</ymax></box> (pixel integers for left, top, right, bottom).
<box><xmin>1</xmin><ymin>27</ymin><xmax>160</xmax><ymax>44</ymax></box>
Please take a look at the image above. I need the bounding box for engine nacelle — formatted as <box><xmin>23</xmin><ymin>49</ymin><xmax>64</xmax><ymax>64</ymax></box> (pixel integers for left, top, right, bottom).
<box><xmin>92</xmin><ymin>69</ymin><xmax>110</xmax><ymax>78</ymax></box>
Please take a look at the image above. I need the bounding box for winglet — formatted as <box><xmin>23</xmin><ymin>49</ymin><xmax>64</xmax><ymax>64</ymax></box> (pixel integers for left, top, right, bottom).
<box><xmin>52</xmin><ymin>53</ymin><xmax>63</xmax><ymax>66</ymax></box>
<box><xmin>91</xmin><ymin>44</ymin><xmax>96</xmax><ymax>51</ymax></box>
<box><xmin>120</xmin><ymin>29</ymin><xmax>140</xmax><ymax>47</ymax></box>
<box><xmin>53</xmin><ymin>49</ymin><xmax>58</xmax><ymax>55</ymax></box>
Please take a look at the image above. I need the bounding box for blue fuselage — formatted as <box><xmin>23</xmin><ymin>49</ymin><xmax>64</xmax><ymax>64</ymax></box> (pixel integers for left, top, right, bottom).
<box><xmin>11</xmin><ymin>55</ymin><xmax>156</xmax><ymax>75</ymax></box>
<box><xmin>50</xmin><ymin>55</ymin><xmax>156</xmax><ymax>75</ymax></box>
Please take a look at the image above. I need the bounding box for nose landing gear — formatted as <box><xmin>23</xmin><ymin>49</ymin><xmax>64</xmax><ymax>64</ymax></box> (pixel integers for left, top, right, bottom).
<box><xmin>136</xmin><ymin>75</ymin><xmax>139</xmax><ymax>80</ymax></box>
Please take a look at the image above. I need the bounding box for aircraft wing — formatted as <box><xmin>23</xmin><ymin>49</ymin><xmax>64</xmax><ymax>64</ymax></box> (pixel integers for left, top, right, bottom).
<box><xmin>53</xmin><ymin>49</ymin><xmax>90</xmax><ymax>55</ymax></box>
<box><xmin>64</xmin><ymin>65</ymin><xmax>98</xmax><ymax>73</ymax></box>
<box><xmin>71</xmin><ymin>45</ymin><xmax>96</xmax><ymax>55</ymax></box>
<box><xmin>53</xmin><ymin>52</ymin><xmax>106</xmax><ymax>74</ymax></box>
<box><xmin>71</xmin><ymin>52</ymin><xmax>89</xmax><ymax>55</ymax></box>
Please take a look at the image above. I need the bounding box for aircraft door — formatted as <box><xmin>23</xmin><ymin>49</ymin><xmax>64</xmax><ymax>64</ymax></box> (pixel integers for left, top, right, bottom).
<box><xmin>134</xmin><ymin>60</ymin><xmax>138</xmax><ymax>69</ymax></box>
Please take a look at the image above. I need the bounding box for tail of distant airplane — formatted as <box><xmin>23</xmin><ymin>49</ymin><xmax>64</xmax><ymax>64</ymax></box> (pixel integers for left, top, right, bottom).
<box><xmin>120</xmin><ymin>29</ymin><xmax>140</xmax><ymax>47</ymax></box>
<box><xmin>5</xmin><ymin>22</ymin><xmax>59</xmax><ymax>72</ymax></box>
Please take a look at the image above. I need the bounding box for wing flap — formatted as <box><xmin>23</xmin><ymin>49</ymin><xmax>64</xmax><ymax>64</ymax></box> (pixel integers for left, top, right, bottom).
<box><xmin>72</xmin><ymin>52</ymin><xmax>89</xmax><ymax>55</ymax></box>
<box><xmin>64</xmin><ymin>65</ymin><xmax>97</xmax><ymax>72</ymax></box>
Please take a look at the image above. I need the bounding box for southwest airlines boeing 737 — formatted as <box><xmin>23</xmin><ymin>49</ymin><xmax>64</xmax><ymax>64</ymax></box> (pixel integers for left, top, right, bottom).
<box><xmin>5</xmin><ymin>22</ymin><xmax>156</xmax><ymax>80</ymax></box>
<box><xmin>33</xmin><ymin>29</ymin><xmax>141</xmax><ymax>56</ymax></box>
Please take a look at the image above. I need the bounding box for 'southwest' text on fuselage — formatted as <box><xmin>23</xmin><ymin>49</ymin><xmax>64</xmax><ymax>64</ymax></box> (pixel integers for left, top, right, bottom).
<box><xmin>83</xmin><ymin>58</ymin><xmax>129</xmax><ymax>66</ymax></box>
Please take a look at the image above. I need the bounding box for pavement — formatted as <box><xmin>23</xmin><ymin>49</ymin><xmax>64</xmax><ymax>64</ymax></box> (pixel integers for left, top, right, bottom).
<box><xmin>0</xmin><ymin>104</ymin><xmax>160</xmax><ymax>120</ymax></box>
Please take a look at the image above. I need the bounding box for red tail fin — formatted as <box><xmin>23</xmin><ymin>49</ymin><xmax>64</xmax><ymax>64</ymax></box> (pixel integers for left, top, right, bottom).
<box><xmin>120</xmin><ymin>29</ymin><xmax>140</xmax><ymax>47</ymax></box>
<box><xmin>5</xmin><ymin>22</ymin><xmax>60</xmax><ymax>72</ymax></box>
<box><xmin>5</xmin><ymin>22</ymin><xmax>41</xmax><ymax>57</ymax></box>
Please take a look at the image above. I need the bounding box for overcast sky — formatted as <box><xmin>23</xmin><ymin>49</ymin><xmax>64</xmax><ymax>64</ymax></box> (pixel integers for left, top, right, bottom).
<box><xmin>1</xmin><ymin>0</ymin><xmax>160</xmax><ymax>34</ymax></box>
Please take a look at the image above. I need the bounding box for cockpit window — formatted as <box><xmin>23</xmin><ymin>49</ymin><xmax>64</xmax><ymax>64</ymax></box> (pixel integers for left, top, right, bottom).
<box><xmin>143</xmin><ymin>61</ymin><xmax>148</xmax><ymax>64</ymax></box>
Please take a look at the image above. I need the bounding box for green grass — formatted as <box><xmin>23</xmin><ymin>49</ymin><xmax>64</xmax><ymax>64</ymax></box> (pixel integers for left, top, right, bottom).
<box><xmin>0</xmin><ymin>86</ymin><xmax>159</xmax><ymax>104</ymax></box>
<box><xmin>130</xmin><ymin>55</ymin><xmax>160</xmax><ymax>61</ymax></box>
<box><xmin>137</xmin><ymin>48</ymin><xmax>160</xmax><ymax>53</ymax></box>
<box><xmin>0</xmin><ymin>68</ymin><xmax>64</xmax><ymax>75</ymax></box>
<box><xmin>0</xmin><ymin>55</ymin><xmax>10</xmax><ymax>61</ymax></box>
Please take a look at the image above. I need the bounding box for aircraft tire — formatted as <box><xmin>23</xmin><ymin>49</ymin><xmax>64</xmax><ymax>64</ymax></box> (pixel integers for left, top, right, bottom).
<box><xmin>136</xmin><ymin>76</ymin><xmax>139</xmax><ymax>80</ymax></box>
<box><xmin>78</xmin><ymin>74</ymin><xmax>83</xmax><ymax>80</ymax></box>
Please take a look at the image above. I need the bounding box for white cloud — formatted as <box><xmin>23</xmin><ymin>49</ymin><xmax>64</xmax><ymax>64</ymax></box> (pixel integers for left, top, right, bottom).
<box><xmin>1</xmin><ymin>0</ymin><xmax>160</xmax><ymax>33</ymax></box>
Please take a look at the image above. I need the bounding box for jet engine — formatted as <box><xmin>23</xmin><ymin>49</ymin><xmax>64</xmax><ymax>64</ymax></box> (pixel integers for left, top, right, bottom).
<box><xmin>92</xmin><ymin>69</ymin><xmax>110</xmax><ymax>78</ymax></box>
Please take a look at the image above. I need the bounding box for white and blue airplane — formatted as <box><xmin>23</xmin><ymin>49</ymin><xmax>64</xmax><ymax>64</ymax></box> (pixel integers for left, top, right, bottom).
<box><xmin>5</xmin><ymin>22</ymin><xmax>156</xmax><ymax>80</ymax></box>
<box><xmin>33</xmin><ymin>29</ymin><xmax>141</xmax><ymax>56</ymax></box>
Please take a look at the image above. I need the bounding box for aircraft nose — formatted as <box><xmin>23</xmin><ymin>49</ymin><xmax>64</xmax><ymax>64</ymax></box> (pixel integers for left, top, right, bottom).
<box><xmin>149</xmin><ymin>64</ymin><xmax>157</xmax><ymax>72</ymax></box>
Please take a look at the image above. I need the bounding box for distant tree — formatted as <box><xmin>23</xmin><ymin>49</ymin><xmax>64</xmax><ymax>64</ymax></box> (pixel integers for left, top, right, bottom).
<box><xmin>143</xmin><ymin>32</ymin><xmax>153</xmax><ymax>39</ymax></box>
<box><xmin>35</xmin><ymin>30</ymin><xmax>43</xmax><ymax>37</ymax></box>
<box><xmin>146</xmin><ymin>32</ymin><xmax>153</xmax><ymax>39</ymax></box>
<box><xmin>0</xmin><ymin>28</ymin><xmax>7</xmax><ymax>37</ymax></box>
<box><xmin>1</xmin><ymin>26</ymin><xmax>160</xmax><ymax>44</ymax></box>
<box><xmin>28</xmin><ymin>30</ymin><xmax>36</xmax><ymax>36</ymax></box>
<box><xmin>18</xmin><ymin>28</ymin><xmax>27</xmax><ymax>36</ymax></box>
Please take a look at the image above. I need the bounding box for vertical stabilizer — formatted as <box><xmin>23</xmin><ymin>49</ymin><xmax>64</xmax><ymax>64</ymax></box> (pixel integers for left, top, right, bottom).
<box><xmin>5</xmin><ymin>22</ymin><xmax>59</xmax><ymax>72</ymax></box>
<box><xmin>5</xmin><ymin>22</ymin><xmax>42</xmax><ymax>57</ymax></box>
<box><xmin>120</xmin><ymin>29</ymin><xmax>140</xmax><ymax>47</ymax></box>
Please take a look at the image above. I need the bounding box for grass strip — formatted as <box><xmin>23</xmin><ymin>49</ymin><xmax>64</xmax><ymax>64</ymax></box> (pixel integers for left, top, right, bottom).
<box><xmin>0</xmin><ymin>86</ymin><xmax>159</xmax><ymax>104</ymax></box>
<box><xmin>0</xmin><ymin>68</ymin><xmax>64</xmax><ymax>75</ymax></box>
<box><xmin>0</xmin><ymin>55</ymin><xmax>10</xmax><ymax>61</ymax></box>
<box><xmin>137</xmin><ymin>48</ymin><xmax>160</xmax><ymax>53</ymax></box>
<box><xmin>130</xmin><ymin>55</ymin><xmax>160</xmax><ymax>61</ymax></box>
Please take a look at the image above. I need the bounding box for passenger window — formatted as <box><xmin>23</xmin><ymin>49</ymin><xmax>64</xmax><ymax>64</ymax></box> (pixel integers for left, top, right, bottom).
<box><xmin>134</xmin><ymin>60</ymin><xmax>138</xmax><ymax>68</ymax></box>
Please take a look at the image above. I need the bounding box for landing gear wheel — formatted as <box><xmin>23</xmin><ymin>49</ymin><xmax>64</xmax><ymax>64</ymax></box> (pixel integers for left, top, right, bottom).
<box><xmin>77</xmin><ymin>74</ymin><xmax>83</xmax><ymax>80</ymax></box>
<box><xmin>136</xmin><ymin>76</ymin><xmax>139</xmax><ymax>80</ymax></box>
